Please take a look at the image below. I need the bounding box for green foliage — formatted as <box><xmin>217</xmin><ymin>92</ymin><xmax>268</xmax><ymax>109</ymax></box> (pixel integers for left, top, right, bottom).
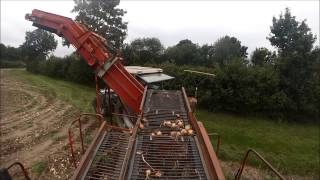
<box><xmin>33</xmin><ymin>53</ymin><xmax>94</xmax><ymax>86</ymax></box>
<box><xmin>72</xmin><ymin>0</ymin><xmax>127</xmax><ymax>48</ymax></box>
<box><xmin>268</xmin><ymin>8</ymin><xmax>316</xmax><ymax>56</ymax></box>
<box><xmin>20</xmin><ymin>29</ymin><xmax>57</xmax><ymax>73</ymax></box>
<box><xmin>122</xmin><ymin>38</ymin><xmax>164</xmax><ymax>65</ymax></box>
<box><xmin>251</xmin><ymin>47</ymin><xmax>276</xmax><ymax>66</ymax></box>
<box><xmin>65</xmin><ymin>55</ymin><xmax>94</xmax><ymax>85</ymax></box>
<box><xmin>0</xmin><ymin>43</ymin><xmax>25</xmax><ymax>68</ymax></box>
<box><xmin>212</xmin><ymin>36</ymin><xmax>248</xmax><ymax>66</ymax></box>
<box><xmin>0</xmin><ymin>43</ymin><xmax>21</xmax><ymax>61</ymax></box>
<box><xmin>20</xmin><ymin>29</ymin><xmax>57</xmax><ymax>59</ymax></box>
<box><xmin>0</xmin><ymin>59</ymin><xmax>25</xmax><ymax>68</ymax></box>
<box><xmin>275</xmin><ymin>52</ymin><xmax>319</xmax><ymax>119</ymax></box>
<box><xmin>153</xmin><ymin>61</ymin><xmax>286</xmax><ymax>117</ymax></box>
<box><xmin>264</xmin><ymin>8</ymin><xmax>319</xmax><ymax>120</ymax></box>
<box><xmin>166</xmin><ymin>39</ymin><xmax>202</xmax><ymax>65</ymax></box>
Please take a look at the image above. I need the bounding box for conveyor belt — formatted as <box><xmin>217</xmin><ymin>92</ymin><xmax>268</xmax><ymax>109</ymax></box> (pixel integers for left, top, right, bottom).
<box><xmin>126</xmin><ymin>90</ymin><xmax>208</xmax><ymax>179</ymax></box>
<box><xmin>128</xmin><ymin>135</ymin><xmax>208</xmax><ymax>180</ymax></box>
<box><xmin>77</xmin><ymin>90</ymin><xmax>212</xmax><ymax>179</ymax></box>
<box><xmin>84</xmin><ymin>131</ymin><xmax>130</xmax><ymax>180</ymax></box>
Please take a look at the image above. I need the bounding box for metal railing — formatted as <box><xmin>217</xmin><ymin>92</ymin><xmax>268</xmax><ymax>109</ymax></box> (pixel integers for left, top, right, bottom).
<box><xmin>208</xmin><ymin>133</ymin><xmax>221</xmax><ymax>156</ymax></box>
<box><xmin>5</xmin><ymin>162</ymin><xmax>31</xmax><ymax>180</ymax></box>
<box><xmin>68</xmin><ymin>113</ymin><xmax>103</xmax><ymax>168</ymax></box>
<box><xmin>235</xmin><ymin>149</ymin><xmax>286</xmax><ymax>180</ymax></box>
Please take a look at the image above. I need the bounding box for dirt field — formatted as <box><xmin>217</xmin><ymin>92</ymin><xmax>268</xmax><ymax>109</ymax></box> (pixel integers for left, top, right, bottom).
<box><xmin>0</xmin><ymin>69</ymin><xmax>99</xmax><ymax>179</ymax></box>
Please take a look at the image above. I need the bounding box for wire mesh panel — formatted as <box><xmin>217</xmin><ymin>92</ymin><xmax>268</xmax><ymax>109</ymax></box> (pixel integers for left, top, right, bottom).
<box><xmin>141</xmin><ymin>110</ymin><xmax>190</xmax><ymax>135</ymax></box>
<box><xmin>144</xmin><ymin>90</ymin><xmax>186</xmax><ymax>112</ymax></box>
<box><xmin>128</xmin><ymin>135</ymin><xmax>208</xmax><ymax>180</ymax></box>
<box><xmin>84</xmin><ymin>131</ymin><xmax>130</xmax><ymax>180</ymax></box>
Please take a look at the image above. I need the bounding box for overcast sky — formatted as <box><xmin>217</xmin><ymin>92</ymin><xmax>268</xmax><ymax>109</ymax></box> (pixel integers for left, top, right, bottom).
<box><xmin>1</xmin><ymin>0</ymin><xmax>319</xmax><ymax>57</ymax></box>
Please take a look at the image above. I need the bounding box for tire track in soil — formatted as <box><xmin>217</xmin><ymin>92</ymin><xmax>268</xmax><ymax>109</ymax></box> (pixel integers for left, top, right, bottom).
<box><xmin>0</xmin><ymin>70</ymin><xmax>98</xmax><ymax>180</ymax></box>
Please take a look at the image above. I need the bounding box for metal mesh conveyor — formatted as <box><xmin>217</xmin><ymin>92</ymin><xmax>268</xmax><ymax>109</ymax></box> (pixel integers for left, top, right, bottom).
<box><xmin>128</xmin><ymin>135</ymin><xmax>208</xmax><ymax>180</ymax></box>
<box><xmin>144</xmin><ymin>90</ymin><xmax>186</xmax><ymax>112</ymax></box>
<box><xmin>73</xmin><ymin>89</ymin><xmax>220</xmax><ymax>180</ymax></box>
<box><xmin>141</xmin><ymin>90</ymin><xmax>190</xmax><ymax>135</ymax></box>
<box><xmin>126</xmin><ymin>90</ymin><xmax>208</xmax><ymax>179</ymax></box>
<box><xmin>84</xmin><ymin>131</ymin><xmax>130</xmax><ymax>180</ymax></box>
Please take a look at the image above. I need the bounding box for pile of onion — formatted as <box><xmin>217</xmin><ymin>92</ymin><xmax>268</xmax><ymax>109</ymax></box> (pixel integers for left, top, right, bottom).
<box><xmin>162</xmin><ymin>116</ymin><xmax>185</xmax><ymax>129</ymax></box>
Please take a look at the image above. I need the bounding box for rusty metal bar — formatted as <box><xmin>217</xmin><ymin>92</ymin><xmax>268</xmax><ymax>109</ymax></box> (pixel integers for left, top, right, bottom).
<box><xmin>68</xmin><ymin>119</ymin><xmax>79</xmax><ymax>168</ymax></box>
<box><xmin>235</xmin><ymin>149</ymin><xmax>286</xmax><ymax>180</ymax></box>
<box><xmin>208</xmin><ymin>133</ymin><xmax>221</xmax><ymax>156</ymax></box>
<box><xmin>105</xmin><ymin>124</ymin><xmax>131</xmax><ymax>132</ymax></box>
<box><xmin>119</xmin><ymin>86</ymin><xmax>148</xmax><ymax>179</ymax></box>
<box><xmin>79</xmin><ymin>118</ymin><xmax>85</xmax><ymax>154</ymax></box>
<box><xmin>95</xmin><ymin>75</ymin><xmax>101</xmax><ymax>115</ymax></box>
<box><xmin>182</xmin><ymin>87</ymin><xmax>225</xmax><ymax>180</ymax></box>
<box><xmin>139</xmin><ymin>86</ymin><xmax>148</xmax><ymax>112</ymax></box>
<box><xmin>71</xmin><ymin>121</ymin><xmax>107</xmax><ymax>179</ymax></box>
<box><xmin>107</xmin><ymin>86</ymin><xmax>113</xmax><ymax>124</ymax></box>
<box><xmin>182</xmin><ymin>87</ymin><xmax>192</xmax><ymax>113</ymax></box>
<box><xmin>68</xmin><ymin>113</ymin><xmax>104</xmax><ymax>168</ymax></box>
<box><xmin>7</xmin><ymin>162</ymin><xmax>31</xmax><ymax>180</ymax></box>
<box><xmin>197</xmin><ymin>121</ymin><xmax>225</xmax><ymax>180</ymax></box>
<box><xmin>79</xmin><ymin>113</ymin><xmax>104</xmax><ymax>125</ymax></box>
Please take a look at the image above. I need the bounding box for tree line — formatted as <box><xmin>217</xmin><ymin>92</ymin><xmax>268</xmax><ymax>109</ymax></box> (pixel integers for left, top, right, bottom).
<box><xmin>0</xmin><ymin>2</ymin><xmax>318</xmax><ymax>121</ymax></box>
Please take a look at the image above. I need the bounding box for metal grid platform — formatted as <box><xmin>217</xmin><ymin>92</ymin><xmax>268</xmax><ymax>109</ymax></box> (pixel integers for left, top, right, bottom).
<box><xmin>84</xmin><ymin>131</ymin><xmax>130</xmax><ymax>180</ymax></box>
<box><xmin>75</xmin><ymin>89</ymin><xmax>213</xmax><ymax>180</ymax></box>
<box><xmin>141</xmin><ymin>110</ymin><xmax>190</xmax><ymax>135</ymax></box>
<box><xmin>128</xmin><ymin>135</ymin><xmax>208</xmax><ymax>180</ymax></box>
<box><xmin>143</xmin><ymin>90</ymin><xmax>186</xmax><ymax>112</ymax></box>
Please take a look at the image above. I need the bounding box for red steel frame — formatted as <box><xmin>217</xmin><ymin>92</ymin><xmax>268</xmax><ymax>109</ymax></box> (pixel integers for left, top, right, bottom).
<box><xmin>25</xmin><ymin>9</ymin><xmax>144</xmax><ymax>113</ymax></box>
<box><xmin>182</xmin><ymin>87</ymin><xmax>225</xmax><ymax>180</ymax></box>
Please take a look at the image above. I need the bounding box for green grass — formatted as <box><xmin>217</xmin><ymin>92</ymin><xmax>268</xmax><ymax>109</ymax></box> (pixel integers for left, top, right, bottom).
<box><xmin>9</xmin><ymin>69</ymin><xmax>95</xmax><ymax>112</ymax></box>
<box><xmin>196</xmin><ymin>110</ymin><xmax>319</xmax><ymax>177</ymax></box>
<box><xmin>5</xmin><ymin>69</ymin><xmax>319</xmax><ymax>177</ymax></box>
<box><xmin>31</xmin><ymin>160</ymin><xmax>48</xmax><ymax>174</ymax></box>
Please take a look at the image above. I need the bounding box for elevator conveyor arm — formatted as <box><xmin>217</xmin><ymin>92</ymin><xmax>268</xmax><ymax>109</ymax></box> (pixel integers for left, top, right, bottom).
<box><xmin>25</xmin><ymin>9</ymin><xmax>144</xmax><ymax>113</ymax></box>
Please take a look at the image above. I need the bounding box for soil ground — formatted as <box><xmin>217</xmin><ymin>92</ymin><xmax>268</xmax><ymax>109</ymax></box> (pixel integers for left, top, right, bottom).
<box><xmin>0</xmin><ymin>69</ymin><xmax>99</xmax><ymax>179</ymax></box>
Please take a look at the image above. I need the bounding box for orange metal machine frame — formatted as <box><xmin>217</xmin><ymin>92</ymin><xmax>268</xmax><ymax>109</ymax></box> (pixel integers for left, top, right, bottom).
<box><xmin>25</xmin><ymin>9</ymin><xmax>226</xmax><ymax>180</ymax></box>
<box><xmin>25</xmin><ymin>9</ymin><xmax>144</xmax><ymax>113</ymax></box>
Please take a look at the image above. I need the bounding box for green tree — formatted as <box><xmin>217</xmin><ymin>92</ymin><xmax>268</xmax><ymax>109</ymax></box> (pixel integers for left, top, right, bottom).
<box><xmin>20</xmin><ymin>29</ymin><xmax>57</xmax><ymax>72</ymax></box>
<box><xmin>20</xmin><ymin>29</ymin><xmax>57</xmax><ymax>59</ymax></box>
<box><xmin>72</xmin><ymin>0</ymin><xmax>127</xmax><ymax>48</ymax></box>
<box><xmin>0</xmin><ymin>43</ymin><xmax>25</xmax><ymax>68</ymax></box>
<box><xmin>268</xmin><ymin>8</ymin><xmax>316</xmax><ymax>56</ymax></box>
<box><xmin>199</xmin><ymin>44</ymin><xmax>215</xmax><ymax>66</ymax></box>
<box><xmin>166</xmin><ymin>39</ymin><xmax>202</xmax><ymax>65</ymax></box>
<box><xmin>212</xmin><ymin>36</ymin><xmax>248</xmax><ymax>66</ymax></box>
<box><xmin>123</xmin><ymin>38</ymin><xmax>164</xmax><ymax>65</ymax></box>
<box><xmin>251</xmin><ymin>47</ymin><xmax>276</xmax><ymax>66</ymax></box>
<box><xmin>0</xmin><ymin>43</ymin><xmax>6</xmax><ymax>59</ymax></box>
<box><xmin>268</xmin><ymin>8</ymin><xmax>319</xmax><ymax>119</ymax></box>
